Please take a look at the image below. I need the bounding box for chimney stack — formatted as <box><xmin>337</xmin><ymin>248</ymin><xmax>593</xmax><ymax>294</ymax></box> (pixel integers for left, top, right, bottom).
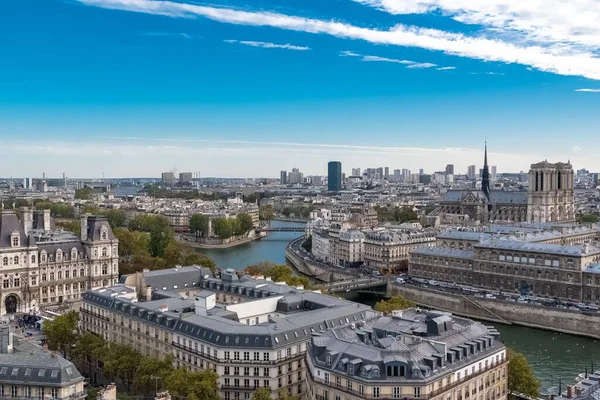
<box><xmin>0</xmin><ymin>325</ymin><xmax>13</xmax><ymax>354</ymax></box>
<box><xmin>23</xmin><ymin>207</ymin><xmax>33</xmax><ymax>236</ymax></box>
<box><xmin>43</xmin><ymin>210</ymin><xmax>51</xmax><ymax>232</ymax></box>
<box><xmin>80</xmin><ymin>214</ymin><xmax>89</xmax><ymax>241</ymax></box>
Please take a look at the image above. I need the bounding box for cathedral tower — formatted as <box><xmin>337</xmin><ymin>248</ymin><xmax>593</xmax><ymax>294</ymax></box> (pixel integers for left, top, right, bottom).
<box><xmin>527</xmin><ymin>161</ymin><xmax>575</xmax><ymax>223</ymax></box>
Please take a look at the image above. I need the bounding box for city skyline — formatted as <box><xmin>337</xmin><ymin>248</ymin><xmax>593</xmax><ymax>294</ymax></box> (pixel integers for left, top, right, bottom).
<box><xmin>2</xmin><ymin>0</ymin><xmax>600</xmax><ymax>177</ymax></box>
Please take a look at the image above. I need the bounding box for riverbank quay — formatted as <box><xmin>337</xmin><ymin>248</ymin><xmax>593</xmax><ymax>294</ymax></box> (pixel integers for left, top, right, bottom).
<box><xmin>176</xmin><ymin>231</ymin><xmax>268</xmax><ymax>249</ymax></box>
<box><xmin>388</xmin><ymin>282</ymin><xmax>600</xmax><ymax>340</ymax></box>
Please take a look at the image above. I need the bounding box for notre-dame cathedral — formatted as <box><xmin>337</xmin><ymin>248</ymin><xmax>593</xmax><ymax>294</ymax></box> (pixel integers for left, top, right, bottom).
<box><xmin>434</xmin><ymin>144</ymin><xmax>575</xmax><ymax>224</ymax></box>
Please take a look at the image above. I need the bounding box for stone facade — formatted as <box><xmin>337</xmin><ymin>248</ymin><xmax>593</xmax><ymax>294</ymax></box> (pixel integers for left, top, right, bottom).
<box><xmin>409</xmin><ymin>240</ymin><xmax>600</xmax><ymax>302</ymax></box>
<box><xmin>363</xmin><ymin>230</ymin><xmax>436</xmax><ymax>273</ymax></box>
<box><xmin>0</xmin><ymin>210</ymin><xmax>118</xmax><ymax>316</ymax></box>
<box><xmin>527</xmin><ymin>161</ymin><xmax>575</xmax><ymax>223</ymax></box>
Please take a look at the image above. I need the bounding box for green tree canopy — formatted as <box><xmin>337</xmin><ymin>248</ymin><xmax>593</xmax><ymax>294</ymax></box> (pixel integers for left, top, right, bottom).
<box><xmin>75</xmin><ymin>187</ymin><xmax>95</xmax><ymax>200</ymax></box>
<box><xmin>237</xmin><ymin>213</ymin><xmax>254</xmax><ymax>232</ymax></box>
<box><xmin>103</xmin><ymin>344</ymin><xmax>143</xmax><ymax>392</ymax></box>
<box><xmin>507</xmin><ymin>348</ymin><xmax>540</xmax><ymax>398</ymax></box>
<box><xmin>72</xmin><ymin>332</ymin><xmax>106</xmax><ymax>375</ymax></box>
<box><xmin>43</xmin><ymin>311</ymin><xmax>80</xmax><ymax>359</ymax></box>
<box><xmin>374</xmin><ymin>296</ymin><xmax>415</xmax><ymax>314</ymax></box>
<box><xmin>251</xmin><ymin>388</ymin><xmax>272</xmax><ymax>400</ymax></box>
<box><xmin>56</xmin><ymin>220</ymin><xmax>81</xmax><ymax>236</ymax></box>
<box><xmin>189</xmin><ymin>214</ymin><xmax>210</xmax><ymax>237</ymax></box>
<box><xmin>259</xmin><ymin>205</ymin><xmax>274</xmax><ymax>221</ymax></box>
<box><xmin>578</xmin><ymin>214</ymin><xmax>599</xmax><ymax>223</ymax></box>
<box><xmin>134</xmin><ymin>355</ymin><xmax>174</xmax><ymax>395</ymax></box>
<box><xmin>302</xmin><ymin>235</ymin><xmax>312</xmax><ymax>252</ymax></box>
<box><xmin>164</xmin><ymin>368</ymin><xmax>219</xmax><ymax>400</ymax></box>
<box><xmin>212</xmin><ymin>217</ymin><xmax>233</xmax><ymax>239</ymax></box>
<box><xmin>244</xmin><ymin>262</ymin><xmax>310</xmax><ymax>289</ymax></box>
<box><xmin>128</xmin><ymin>214</ymin><xmax>170</xmax><ymax>232</ymax></box>
<box><xmin>149</xmin><ymin>224</ymin><xmax>174</xmax><ymax>258</ymax></box>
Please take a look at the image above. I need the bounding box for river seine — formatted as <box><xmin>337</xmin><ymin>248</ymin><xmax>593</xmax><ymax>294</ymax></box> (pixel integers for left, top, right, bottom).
<box><xmin>199</xmin><ymin>221</ymin><xmax>600</xmax><ymax>391</ymax></box>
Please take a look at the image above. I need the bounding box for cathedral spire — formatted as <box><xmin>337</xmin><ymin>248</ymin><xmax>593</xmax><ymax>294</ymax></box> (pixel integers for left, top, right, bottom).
<box><xmin>482</xmin><ymin>141</ymin><xmax>490</xmax><ymax>200</ymax></box>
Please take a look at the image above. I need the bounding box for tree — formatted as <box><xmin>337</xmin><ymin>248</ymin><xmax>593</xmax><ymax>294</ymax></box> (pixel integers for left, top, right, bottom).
<box><xmin>243</xmin><ymin>262</ymin><xmax>309</xmax><ymax>288</ymax></box>
<box><xmin>237</xmin><ymin>213</ymin><xmax>254</xmax><ymax>232</ymax></box>
<box><xmin>56</xmin><ymin>220</ymin><xmax>81</xmax><ymax>236</ymax></box>
<box><xmin>282</xmin><ymin>207</ymin><xmax>292</xmax><ymax>217</ymax></box>
<box><xmin>507</xmin><ymin>348</ymin><xmax>540</xmax><ymax>398</ymax></box>
<box><xmin>43</xmin><ymin>311</ymin><xmax>80</xmax><ymax>359</ymax></box>
<box><xmin>374</xmin><ymin>296</ymin><xmax>415</xmax><ymax>314</ymax></box>
<box><xmin>164</xmin><ymin>368</ymin><xmax>219</xmax><ymax>400</ymax></box>
<box><xmin>394</xmin><ymin>206</ymin><xmax>418</xmax><ymax>223</ymax></box>
<box><xmin>268</xmin><ymin>264</ymin><xmax>293</xmax><ymax>282</ymax></box>
<box><xmin>75</xmin><ymin>187</ymin><xmax>95</xmax><ymax>200</ymax></box>
<box><xmin>578</xmin><ymin>214</ymin><xmax>599</xmax><ymax>223</ymax></box>
<box><xmin>103</xmin><ymin>344</ymin><xmax>142</xmax><ymax>392</ymax></box>
<box><xmin>259</xmin><ymin>205</ymin><xmax>274</xmax><ymax>221</ymax></box>
<box><xmin>212</xmin><ymin>217</ymin><xmax>233</xmax><ymax>239</ymax></box>
<box><xmin>181</xmin><ymin>249</ymin><xmax>216</xmax><ymax>271</ymax></box>
<box><xmin>149</xmin><ymin>224</ymin><xmax>174</xmax><ymax>258</ymax></box>
<box><xmin>189</xmin><ymin>214</ymin><xmax>210</xmax><ymax>237</ymax></box>
<box><xmin>251</xmin><ymin>388</ymin><xmax>272</xmax><ymax>400</ymax></box>
<box><xmin>73</xmin><ymin>332</ymin><xmax>106</xmax><ymax>376</ymax></box>
<box><xmin>104</xmin><ymin>209</ymin><xmax>127</xmax><ymax>228</ymax></box>
<box><xmin>276</xmin><ymin>389</ymin><xmax>301</xmax><ymax>400</ymax></box>
<box><xmin>134</xmin><ymin>355</ymin><xmax>174</xmax><ymax>395</ymax></box>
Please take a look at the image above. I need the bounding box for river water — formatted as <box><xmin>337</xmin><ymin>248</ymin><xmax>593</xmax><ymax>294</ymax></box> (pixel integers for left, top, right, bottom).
<box><xmin>198</xmin><ymin>221</ymin><xmax>600</xmax><ymax>390</ymax></box>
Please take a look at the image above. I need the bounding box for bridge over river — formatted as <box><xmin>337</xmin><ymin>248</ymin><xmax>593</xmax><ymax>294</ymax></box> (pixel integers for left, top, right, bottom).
<box><xmin>316</xmin><ymin>278</ymin><xmax>387</xmax><ymax>294</ymax></box>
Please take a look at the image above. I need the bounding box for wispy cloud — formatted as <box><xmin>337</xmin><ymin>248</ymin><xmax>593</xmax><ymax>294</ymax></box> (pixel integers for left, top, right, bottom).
<box><xmin>76</xmin><ymin>0</ymin><xmax>600</xmax><ymax>80</ymax></box>
<box><xmin>339</xmin><ymin>50</ymin><xmax>360</xmax><ymax>57</ymax></box>
<box><xmin>361</xmin><ymin>55</ymin><xmax>414</xmax><ymax>65</ymax></box>
<box><xmin>224</xmin><ymin>39</ymin><xmax>310</xmax><ymax>51</ymax></box>
<box><xmin>144</xmin><ymin>32</ymin><xmax>194</xmax><ymax>39</ymax></box>
<box><xmin>437</xmin><ymin>66</ymin><xmax>456</xmax><ymax>70</ymax></box>
<box><xmin>575</xmin><ymin>88</ymin><xmax>600</xmax><ymax>93</ymax></box>
<box><xmin>469</xmin><ymin>72</ymin><xmax>505</xmax><ymax>76</ymax></box>
<box><xmin>407</xmin><ymin>62</ymin><xmax>437</xmax><ymax>69</ymax></box>
<box><xmin>573</xmin><ymin>146</ymin><xmax>582</xmax><ymax>152</ymax></box>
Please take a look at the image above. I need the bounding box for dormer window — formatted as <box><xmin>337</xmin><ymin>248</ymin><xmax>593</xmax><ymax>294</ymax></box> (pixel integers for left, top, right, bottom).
<box><xmin>12</xmin><ymin>236</ymin><xmax>19</xmax><ymax>247</ymax></box>
<box><xmin>101</xmin><ymin>228</ymin><xmax>108</xmax><ymax>240</ymax></box>
<box><xmin>348</xmin><ymin>364</ymin><xmax>354</xmax><ymax>374</ymax></box>
<box><xmin>102</xmin><ymin>247</ymin><xmax>107</xmax><ymax>257</ymax></box>
<box><xmin>326</xmin><ymin>354</ymin><xmax>332</xmax><ymax>365</ymax></box>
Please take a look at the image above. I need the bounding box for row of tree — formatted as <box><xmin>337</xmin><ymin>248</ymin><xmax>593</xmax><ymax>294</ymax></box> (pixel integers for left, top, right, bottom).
<box><xmin>373</xmin><ymin>205</ymin><xmax>419</xmax><ymax>223</ymax></box>
<box><xmin>244</xmin><ymin>261</ymin><xmax>310</xmax><ymax>289</ymax></box>
<box><xmin>44</xmin><ymin>312</ymin><xmax>219</xmax><ymax>400</ymax></box>
<box><xmin>281</xmin><ymin>206</ymin><xmax>314</xmax><ymax>219</ymax></box>
<box><xmin>189</xmin><ymin>213</ymin><xmax>254</xmax><ymax>239</ymax></box>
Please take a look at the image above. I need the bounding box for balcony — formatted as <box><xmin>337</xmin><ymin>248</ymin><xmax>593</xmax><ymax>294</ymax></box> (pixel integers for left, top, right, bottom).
<box><xmin>172</xmin><ymin>342</ymin><xmax>304</xmax><ymax>365</ymax></box>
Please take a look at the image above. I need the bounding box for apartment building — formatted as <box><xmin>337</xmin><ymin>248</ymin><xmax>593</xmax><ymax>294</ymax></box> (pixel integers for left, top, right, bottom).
<box><xmin>0</xmin><ymin>325</ymin><xmax>86</xmax><ymax>400</ymax></box>
<box><xmin>363</xmin><ymin>230</ymin><xmax>436</xmax><ymax>274</ymax></box>
<box><xmin>306</xmin><ymin>309</ymin><xmax>507</xmax><ymax>400</ymax></box>
<box><xmin>81</xmin><ymin>269</ymin><xmax>373</xmax><ymax>400</ymax></box>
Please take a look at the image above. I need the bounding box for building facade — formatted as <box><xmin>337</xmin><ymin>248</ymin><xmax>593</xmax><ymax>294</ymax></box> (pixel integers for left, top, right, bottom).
<box><xmin>0</xmin><ymin>210</ymin><xmax>119</xmax><ymax>316</ymax></box>
<box><xmin>306</xmin><ymin>309</ymin><xmax>507</xmax><ymax>400</ymax></box>
<box><xmin>433</xmin><ymin>146</ymin><xmax>575</xmax><ymax>224</ymax></box>
<box><xmin>328</xmin><ymin>161</ymin><xmax>342</xmax><ymax>192</ymax></box>
<box><xmin>409</xmin><ymin>239</ymin><xmax>600</xmax><ymax>302</ymax></box>
<box><xmin>0</xmin><ymin>325</ymin><xmax>86</xmax><ymax>400</ymax></box>
<box><xmin>363</xmin><ymin>230</ymin><xmax>436</xmax><ymax>273</ymax></box>
<box><xmin>82</xmin><ymin>270</ymin><xmax>372</xmax><ymax>400</ymax></box>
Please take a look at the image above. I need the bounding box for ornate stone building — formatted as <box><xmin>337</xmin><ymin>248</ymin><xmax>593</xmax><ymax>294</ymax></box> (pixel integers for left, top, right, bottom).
<box><xmin>0</xmin><ymin>209</ymin><xmax>118</xmax><ymax>315</ymax></box>
<box><xmin>527</xmin><ymin>161</ymin><xmax>575</xmax><ymax>223</ymax></box>
<box><xmin>433</xmin><ymin>144</ymin><xmax>574</xmax><ymax>224</ymax></box>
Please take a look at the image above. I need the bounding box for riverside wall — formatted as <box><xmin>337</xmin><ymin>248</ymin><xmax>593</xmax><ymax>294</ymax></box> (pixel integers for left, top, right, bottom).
<box><xmin>388</xmin><ymin>283</ymin><xmax>600</xmax><ymax>340</ymax></box>
<box><xmin>285</xmin><ymin>246</ymin><xmax>356</xmax><ymax>283</ymax></box>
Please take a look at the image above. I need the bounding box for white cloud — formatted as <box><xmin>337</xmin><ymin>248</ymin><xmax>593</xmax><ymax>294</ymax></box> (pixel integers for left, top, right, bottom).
<box><xmin>144</xmin><ymin>32</ymin><xmax>193</xmax><ymax>39</ymax></box>
<box><xmin>339</xmin><ymin>50</ymin><xmax>360</xmax><ymax>57</ymax></box>
<box><xmin>573</xmin><ymin>146</ymin><xmax>582</xmax><ymax>152</ymax></box>
<box><xmin>469</xmin><ymin>72</ymin><xmax>505</xmax><ymax>75</ymax></box>
<box><xmin>406</xmin><ymin>62</ymin><xmax>437</xmax><ymax>68</ymax></box>
<box><xmin>361</xmin><ymin>55</ymin><xmax>415</xmax><ymax>65</ymax></box>
<box><xmin>77</xmin><ymin>0</ymin><xmax>600</xmax><ymax>80</ymax></box>
<box><xmin>575</xmin><ymin>88</ymin><xmax>600</xmax><ymax>93</ymax></box>
<box><xmin>436</xmin><ymin>66</ymin><xmax>456</xmax><ymax>70</ymax></box>
<box><xmin>224</xmin><ymin>39</ymin><xmax>310</xmax><ymax>51</ymax></box>
<box><xmin>352</xmin><ymin>0</ymin><xmax>600</xmax><ymax>52</ymax></box>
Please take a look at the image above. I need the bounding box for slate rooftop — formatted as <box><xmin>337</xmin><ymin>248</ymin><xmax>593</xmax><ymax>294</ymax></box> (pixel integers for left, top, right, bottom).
<box><xmin>309</xmin><ymin>309</ymin><xmax>504</xmax><ymax>383</ymax></box>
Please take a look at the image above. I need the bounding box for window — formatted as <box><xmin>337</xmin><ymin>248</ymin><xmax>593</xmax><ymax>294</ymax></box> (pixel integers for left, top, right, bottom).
<box><xmin>244</xmin><ymin>351</ymin><xmax>250</xmax><ymax>361</ymax></box>
<box><xmin>38</xmin><ymin>388</ymin><xmax>44</xmax><ymax>400</ymax></box>
<box><xmin>348</xmin><ymin>363</ymin><xmax>354</xmax><ymax>374</ymax></box>
<box><xmin>13</xmin><ymin>256</ymin><xmax>19</xmax><ymax>265</ymax></box>
<box><xmin>102</xmin><ymin>264</ymin><xmax>108</xmax><ymax>274</ymax></box>
<box><xmin>358</xmin><ymin>385</ymin><xmax>364</xmax><ymax>396</ymax></box>
<box><xmin>373</xmin><ymin>387</ymin><xmax>380</xmax><ymax>398</ymax></box>
<box><xmin>41</xmin><ymin>254</ymin><xmax>46</xmax><ymax>262</ymax></box>
<box><xmin>336</xmin><ymin>376</ymin><xmax>341</xmax><ymax>387</ymax></box>
<box><xmin>411</xmin><ymin>387</ymin><xmax>422</xmax><ymax>399</ymax></box>
<box><xmin>326</xmin><ymin>354</ymin><xmax>332</xmax><ymax>365</ymax></box>
<box><xmin>12</xmin><ymin>236</ymin><xmax>19</xmax><ymax>247</ymax></box>
<box><xmin>225</xmin><ymin>351</ymin><xmax>230</xmax><ymax>360</ymax></box>
<box><xmin>263</xmin><ymin>352</ymin><xmax>270</xmax><ymax>361</ymax></box>
<box><xmin>254</xmin><ymin>352</ymin><xmax>260</xmax><ymax>361</ymax></box>
<box><xmin>234</xmin><ymin>351</ymin><xmax>240</xmax><ymax>361</ymax></box>
<box><xmin>14</xmin><ymin>279</ymin><xmax>20</xmax><ymax>287</ymax></box>
<box><xmin>101</xmin><ymin>231</ymin><xmax>107</xmax><ymax>240</ymax></box>
<box><xmin>393</xmin><ymin>387</ymin><xmax>401</xmax><ymax>399</ymax></box>
<box><xmin>286</xmin><ymin>347</ymin><xmax>291</xmax><ymax>357</ymax></box>
<box><xmin>347</xmin><ymin>381</ymin><xmax>353</xmax><ymax>392</ymax></box>
<box><xmin>12</xmin><ymin>386</ymin><xmax>18</xmax><ymax>398</ymax></box>
<box><xmin>225</xmin><ymin>367</ymin><xmax>230</xmax><ymax>375</ymax></box>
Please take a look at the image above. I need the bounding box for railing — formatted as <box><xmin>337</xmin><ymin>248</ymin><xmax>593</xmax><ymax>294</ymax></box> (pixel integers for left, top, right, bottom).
<box><xmin>80</xmin><ymin>308</ymin><xmax>109</xmax><ymax>321</ymax></box>
<box><xmin>0</xmin><ymin>392</ymin><xmax>87</xmax><ymax>400</ymax></box>
<box><xmin>172</xmin><ymin>342</ymin><xmax>304</xmax><ymax>365</ymax></box>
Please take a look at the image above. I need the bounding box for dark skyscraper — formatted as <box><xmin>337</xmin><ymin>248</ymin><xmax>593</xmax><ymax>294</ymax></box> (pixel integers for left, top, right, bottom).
<box><xmin>445</xmin><ymin>164</ymin><xmax>454</xmax><ymax>175</ymax></box>
<box><xmin>280</xmin><ymin>170</ymin><xmax>287</xmax><ymax>185</ymax></box>
<box><xmin>481</xmin><ymin>142</ymin><xmax>490</xmax><ymax>201</ymax></box>
<box><xmin>328</xmin><ymin>161</ymin><xmax>342</xmax><ymax>192</ymax></box>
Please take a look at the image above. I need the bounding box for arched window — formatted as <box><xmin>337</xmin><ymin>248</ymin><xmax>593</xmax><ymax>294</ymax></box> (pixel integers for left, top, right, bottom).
<box><xmin>80</xmin><ymin>268</ymin><xmax>85</xmax><ymax>277</ymax></box>
<box><xmin>102</xmin><ymin>247</ymin><xmax>107</xmax><ymax>257</ymax></box>
<box><xmin>13</xmin><ymin>256</ymin><xmax>19</xmax><ymax>265</ymax></box>
<box><xmin>102</xmin><ymin>264</ymin><xmax>108</xmax><ymax>275</ymax></box>
<box><xmin>31</xmin><ymin>255</ymin><xmax>36</xmax><ymax>264</ymax></box>
<box><xmin>41</xmin><ymin>253</ymin><xmax>46</xmax><ymax>262</ymax></box>
<box><xmin>101</xmin><ymin>230</ymin><xmax>107</xmax><ymax>240</ymax></box>
<box><xmin>2</xmin><ymin>257</ymin><xmax>8</xmax><ymax>266</ymax></box>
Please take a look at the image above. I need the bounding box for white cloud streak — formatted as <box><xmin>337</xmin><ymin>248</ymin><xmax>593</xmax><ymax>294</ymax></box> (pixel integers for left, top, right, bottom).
<box><xmin>361</xmin><ymin>55</ymin><xmax>415</xmax><ymax>65</ymax></box>
<box><xmin>575</xmin><ymin>88</ymin><xmax>600</xmax><ymax>93</ymax></box>
<box><xmin>406</xmin><ymin>62</ymin><xmax>437</xmax><ymax>69</ymax></box>
<box><xmin>76</xmin><ymin>0</ymin><xmax>600</xmax><ymax>80</ymax></box>
<box><xmin>144</xmin><ymin>32</ymin><xmax>193</xmax><ymax>39</ymax></box>
<box><xmin>436</xmin><ymin>66</ymin><xmax>456</xmax><ymax>70</ymax></box>
<box><xmin>224</xmin><ymin>39</ymin><xmax>310</xmax><ymax>51</ymax></box>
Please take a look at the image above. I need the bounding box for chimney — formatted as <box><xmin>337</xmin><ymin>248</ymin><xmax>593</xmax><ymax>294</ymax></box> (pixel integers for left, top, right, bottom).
<box><xmin>23</xmin><ymin>208</ymin><xmax>33</xmax><ymax>236</ymax></box>
<box><xmin>145</xmin><ymin>285</ymin><xmax>153</xmax><ymax>301</ymax></box>
<box><xmin>155</xmin><ymin>392</ymin><xmax>171</xmax><ymax>400</ymax></box>
<box><xmin>81</xmin><ymin>214</ymin><xmax>89</xmax><ymax>241</ymax></box>
<box><xmin>43</xmin><ymin>209</ymin><xmax>51</xmax><ymax>232</ymax></box>
<box><xmin>0</xmin><ymin>325</ymin><xmax>12</xmax><ymax>353</ymax></box>
<box><xmin>567</xmin><ymin>385</ymin><xmax>572</xmax><ymax>399</ymax></box>
<box><xmin>159</xmin><ymin>304</ymin><xmax>168</xmax><ymax>312</ymax></box>
<box><xmin>195</xmin><ymin>292</ymin><xmax>216</xmax><ymax>316</ymax></box>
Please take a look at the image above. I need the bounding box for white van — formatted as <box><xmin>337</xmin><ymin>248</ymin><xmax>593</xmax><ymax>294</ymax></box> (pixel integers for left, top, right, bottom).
<box><xmin>395</xmin><ymin>278</ymin><xmax>406</xmax><ymax>284</ymax></box>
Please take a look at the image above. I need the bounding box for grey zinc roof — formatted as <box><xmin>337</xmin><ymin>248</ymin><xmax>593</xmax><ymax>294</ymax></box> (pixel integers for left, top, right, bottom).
<box><xmin>411</xmin><ymin>247</ymin><xmax>474</xmax><ymax>260</ymax></box>
<box><xmin>0</xmin><ymin>342</ymin><xmax>84</xmax><ymax>386</ymax></box>
<box><xmin>488</xmin><ymin>190</ymin><xmax>528</xmax><ymax>204</ymax></box>
<box><xmin>437</xmin><ymin>231</ymin><xmax>492</xmax><ymax>241</ymax></box>
<box><xmin>0</xmin><ymin>211</ymin><xmax>28</xmax><ymax>248</ymax></box>
<box><xmin>443</xmin><ymin>190</ymin><xmax>470</xmax><ymax>202</ymax></box>
<box><xmin>475</xmin><ymin>239</ymin><xmax>600</xmax><ymax>256</ymax></box>
<box><xmin>143</xmin><ymin>266</ymin><xmax>207</xmax><ymax>291</ymax></box>
<box><xmin>83</xmin><ymin>277</ymin><xmax>372</xmax><ymax>350</ymax></box>
<box><xmin>85</xmin><ymin>216</ymin><xmax>115</xmax><ymax>241</ymax></box>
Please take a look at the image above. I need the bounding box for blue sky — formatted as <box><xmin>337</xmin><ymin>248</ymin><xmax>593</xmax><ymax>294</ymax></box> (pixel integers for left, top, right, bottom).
<box><xmin>1</xmin><ymin>0</ymin><xmax>600</xmax><ymax>178</ymax></box>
